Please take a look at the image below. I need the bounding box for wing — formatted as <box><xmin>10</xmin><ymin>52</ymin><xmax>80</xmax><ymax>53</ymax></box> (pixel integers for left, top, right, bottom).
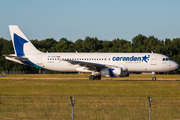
<box><xmin>64</xmin><ymin>60</ymin><xmax>116</xmax><ymax>71</ymax></box>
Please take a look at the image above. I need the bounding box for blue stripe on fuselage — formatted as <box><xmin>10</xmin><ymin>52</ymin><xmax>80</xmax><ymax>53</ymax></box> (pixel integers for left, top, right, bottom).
<box><xmin>21</xmin><ymin>60</ymin><xmax>47</xmax><ymax>69</ymax></box>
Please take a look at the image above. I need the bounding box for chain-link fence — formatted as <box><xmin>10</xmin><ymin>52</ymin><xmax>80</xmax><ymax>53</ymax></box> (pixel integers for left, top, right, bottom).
<box><xmin>0</xmin><ymin>96</ymin><xmax>180</xmax><ymax>120</ymax></box>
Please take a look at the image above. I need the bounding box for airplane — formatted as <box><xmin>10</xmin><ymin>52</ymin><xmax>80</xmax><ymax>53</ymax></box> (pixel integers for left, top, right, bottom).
<box><xmin>4</xmin><ymin>25</ymin><xmax>179</xmax><ymax>80</ymax></box>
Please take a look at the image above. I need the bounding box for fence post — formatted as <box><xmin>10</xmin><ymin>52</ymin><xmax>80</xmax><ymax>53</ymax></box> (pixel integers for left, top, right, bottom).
<box><xmin>148</xmin><ymin>97</ymin><xmax>152</xmax><ymax>120</ymax></box>
<box><xmin>70</xmin><ymin>96</ymin><xmax>75</xmax><ymax>120</ymax></box>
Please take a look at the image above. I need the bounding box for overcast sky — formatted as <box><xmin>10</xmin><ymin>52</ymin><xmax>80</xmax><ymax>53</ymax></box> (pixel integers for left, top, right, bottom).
<box><xmin>0</xmin><ymin>0</ymin><xmax>180</xmax><ymax>42</ymax></box>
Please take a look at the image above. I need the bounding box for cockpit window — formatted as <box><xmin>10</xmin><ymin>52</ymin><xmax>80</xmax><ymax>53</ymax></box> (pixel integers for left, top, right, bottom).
<box><xmin>163</xmin><ymin>57</ymin><xmax>172</xmax><ymax>61</ymax></box>
<box><xmin>168</xmin><ymin>57</ymin><xmax>172</xmax><ymax>60</ymax></box>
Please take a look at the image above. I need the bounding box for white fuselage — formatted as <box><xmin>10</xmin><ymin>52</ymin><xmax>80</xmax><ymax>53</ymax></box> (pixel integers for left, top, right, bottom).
<box><xmin>22</xmin><ymin>52</ymin><xmax>178</xmax><ymax>73</ymax></box>
<box><xmin>5</xmin><ymin>25</ymin><xmax>179</xmax><ymax>80</ymax></box>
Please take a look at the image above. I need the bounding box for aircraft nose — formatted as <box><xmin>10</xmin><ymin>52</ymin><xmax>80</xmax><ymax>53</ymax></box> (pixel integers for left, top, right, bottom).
<box><xmin>173</xmin><ymin>62</ymin><xmax>179</xmax><ymax>70</ymax></box>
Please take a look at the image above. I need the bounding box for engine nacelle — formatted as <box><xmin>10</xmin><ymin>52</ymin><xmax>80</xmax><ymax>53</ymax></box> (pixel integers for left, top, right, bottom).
<box><xmin>100</xmin><ymin>67</ymin><xmax>122</xmax><ymax>77</ymax></box>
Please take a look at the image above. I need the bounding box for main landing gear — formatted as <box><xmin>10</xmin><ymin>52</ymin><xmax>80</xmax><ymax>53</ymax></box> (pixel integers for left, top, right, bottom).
<box><xmin>152</xmin><ymin>71</ymin><xmax>156</xmax><ymax>81</ymax></box>
<box><xmin>89</xmin><ymin>75</ymin><xmax>101</xmax><ymax>80</ymax></box>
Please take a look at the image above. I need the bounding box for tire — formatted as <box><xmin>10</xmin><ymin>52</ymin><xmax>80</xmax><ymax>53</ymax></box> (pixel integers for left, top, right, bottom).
<box><xmin>95</xmin><ymin>76</ymin><xmax>101</xmax><ymax>80</ymax></box>
<box><xmin>152</xmin><ymin>77</ymin><xmax>156</xmax><ymax>81</ymax></box>
<box><xmin>89</xmin><ymin>75</ymin><xmax>95</xmax><ymax>80</ymax></box>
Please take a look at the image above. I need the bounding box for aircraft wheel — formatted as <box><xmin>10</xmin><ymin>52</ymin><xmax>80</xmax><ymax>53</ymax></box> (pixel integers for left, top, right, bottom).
<box><xmin>95</xmin><ymin>76</ymin><xmax>101</xmax><ymax>80</ymax></box>
<box><xmin>152</xmin><ymin>77</ymin><xmax>156</xmax><ymax>81</ymax></box>
<box><xmin>89</xmin><ymin>75</ymin><xmax>95</xmax><ymax>80</ymax></box>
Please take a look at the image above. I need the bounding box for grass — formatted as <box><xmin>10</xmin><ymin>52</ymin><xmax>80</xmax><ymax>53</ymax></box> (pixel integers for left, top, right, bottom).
<box><xmin>0</xmin><ymin>74</ymin><xmax>180</xmax><ymax>119</ymax></box>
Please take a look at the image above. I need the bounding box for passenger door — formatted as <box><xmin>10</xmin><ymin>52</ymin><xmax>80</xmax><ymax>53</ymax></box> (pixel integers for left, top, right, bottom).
<box><xmin>151</xmin><ymin>55</ymin><xmax>156</xmax><ymax>65</ymax></box>
<box><xmin>37</xmin><ymin>54</ymin><xmax>42</xmax><ymax>65</ymax></box>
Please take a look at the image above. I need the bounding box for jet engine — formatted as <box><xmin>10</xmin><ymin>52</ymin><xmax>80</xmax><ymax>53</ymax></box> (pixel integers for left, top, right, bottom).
<box><xmin>100</xmin><ymin>67</ymin><xmax>122</xmax><ymax>77</ymax></box>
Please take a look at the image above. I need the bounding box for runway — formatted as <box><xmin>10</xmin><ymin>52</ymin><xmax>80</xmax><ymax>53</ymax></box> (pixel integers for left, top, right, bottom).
<box><xmin>0</xmin><ymin>77</ymin><xmax>179</xmax><ymax>81</ymax></box>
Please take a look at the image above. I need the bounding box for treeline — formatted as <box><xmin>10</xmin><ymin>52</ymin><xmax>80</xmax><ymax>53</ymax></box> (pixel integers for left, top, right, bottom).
<box><xmin>0</xmin><ymin>34</ymin><xmax>180</xmax><ymax>73</ymax></box>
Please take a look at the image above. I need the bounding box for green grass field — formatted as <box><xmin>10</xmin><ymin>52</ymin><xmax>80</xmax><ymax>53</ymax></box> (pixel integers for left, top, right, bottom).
<box><xmin>0</xmin><ymin>74</ymin><xmax>180</xmax><ymax>120</ymax></box>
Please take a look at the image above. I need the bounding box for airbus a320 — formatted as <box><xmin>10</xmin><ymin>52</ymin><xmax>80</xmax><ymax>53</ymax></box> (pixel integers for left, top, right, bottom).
<box><xmin>4</xmin><ymin>25</ymin><xmax>179</xmax><ymax>80</ymax></box>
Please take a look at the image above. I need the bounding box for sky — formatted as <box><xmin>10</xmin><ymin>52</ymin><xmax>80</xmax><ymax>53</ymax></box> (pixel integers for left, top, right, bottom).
<box><xmin>0</xmin><ymin>0</ymin><xmax>180</xmax><ymax>42</ymax></box>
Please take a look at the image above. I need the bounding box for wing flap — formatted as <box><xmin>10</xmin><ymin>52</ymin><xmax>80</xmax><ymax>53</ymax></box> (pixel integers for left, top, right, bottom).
<box><xmin>64</xmin><ymin>60</ymin><xmax>116</xmax><ymax>71</ymax></box>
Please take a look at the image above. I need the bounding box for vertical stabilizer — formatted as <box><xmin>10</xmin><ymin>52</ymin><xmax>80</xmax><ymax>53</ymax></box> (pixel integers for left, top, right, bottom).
<box><xmin>9</xmin><ymin>25</ymin><xmax>41</xmax><ymax>57</ymax></box>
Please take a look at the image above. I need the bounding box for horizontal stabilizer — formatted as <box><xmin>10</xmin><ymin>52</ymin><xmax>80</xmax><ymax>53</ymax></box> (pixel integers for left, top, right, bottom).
<box><xmin>3</xmin><ymin>54</ymin><xmax>28</xmax><ymax>62</ymax></box>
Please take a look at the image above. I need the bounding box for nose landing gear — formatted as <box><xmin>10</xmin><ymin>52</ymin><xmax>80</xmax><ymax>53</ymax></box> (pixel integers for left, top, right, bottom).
<box><xmin>152</xmin><ymin>71</ymin><xmax>156</xmax><ymax>81</ymax></box>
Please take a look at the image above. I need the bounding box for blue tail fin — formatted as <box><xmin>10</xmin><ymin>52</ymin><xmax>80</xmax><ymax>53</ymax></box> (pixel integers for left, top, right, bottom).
<box><xmin>9</xmin><ymin>25</ymin><xmax>41</xmax><ymax>57</ymax></box>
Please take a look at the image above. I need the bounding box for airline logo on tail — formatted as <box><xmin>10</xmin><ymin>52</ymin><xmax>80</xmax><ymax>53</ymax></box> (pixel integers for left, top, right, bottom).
<box><xmin>9</xmin><ymin>25</ymin><xmax>41</xmax><ymax>57</ymax></box>
<box><xmin>14</xmin><ymin>33</ymin><xmax>28</xmax><ymax>57</ymax></box>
